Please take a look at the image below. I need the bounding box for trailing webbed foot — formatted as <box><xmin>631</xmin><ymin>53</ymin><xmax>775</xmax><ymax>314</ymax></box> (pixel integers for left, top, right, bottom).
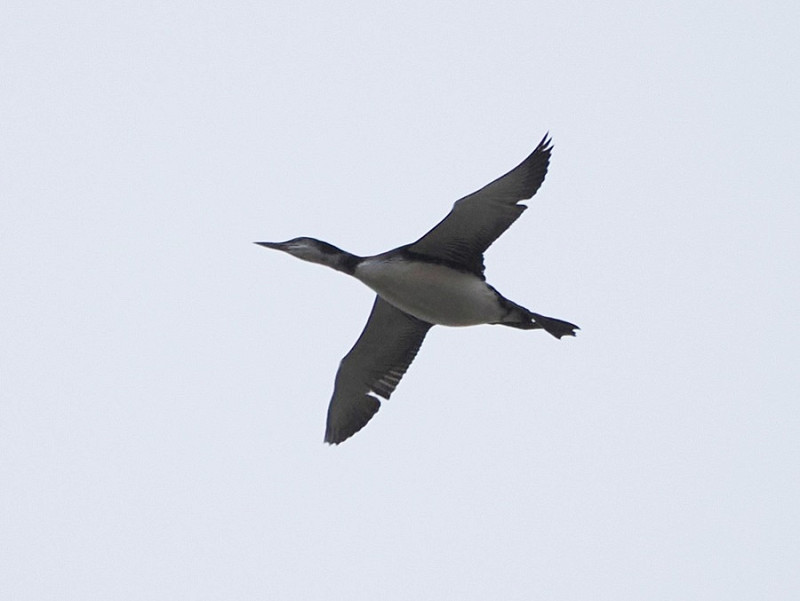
<box><xmin>529</xmin><ymin>312</ymin><xmax>579</xmax><ymax>339</ymax></box>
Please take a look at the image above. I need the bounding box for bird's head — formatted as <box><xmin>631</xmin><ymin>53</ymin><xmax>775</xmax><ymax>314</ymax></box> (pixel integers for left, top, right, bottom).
<box><xmin>255</xmin><ymin>237</ymin><xmax>358</xmax><ymax>273</ymax></box>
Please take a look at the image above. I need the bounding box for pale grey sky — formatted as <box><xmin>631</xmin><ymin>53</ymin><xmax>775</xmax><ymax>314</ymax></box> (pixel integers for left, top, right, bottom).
<box><xmin>2</xmin><ymin>1</ymin><xmax>799</xmax><ymax>599</ymax></box>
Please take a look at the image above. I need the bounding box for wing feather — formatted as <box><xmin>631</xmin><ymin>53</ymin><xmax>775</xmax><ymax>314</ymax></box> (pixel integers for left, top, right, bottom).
<box><xmin>324</xmin><ymin>296</ymin><xmax>433</xmax><ymax>444</ymax></box>
<box><xmin>407</xmin><ymin>135</ymin><xmax>553</xmax><ymax>275</ymax></box>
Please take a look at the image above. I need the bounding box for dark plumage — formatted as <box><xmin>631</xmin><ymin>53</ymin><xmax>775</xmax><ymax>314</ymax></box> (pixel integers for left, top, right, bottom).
<box><xmin>257</xmin><ymin>135</ymin><xmax>577</xmax><ymax>444</ymax></box>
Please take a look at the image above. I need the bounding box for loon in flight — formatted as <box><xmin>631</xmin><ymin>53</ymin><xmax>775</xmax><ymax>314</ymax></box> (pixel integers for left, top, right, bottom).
<box><xmin>257</xmin><ymin>135</ymin><xmax>578</xmax><ymax>444</ymax></box>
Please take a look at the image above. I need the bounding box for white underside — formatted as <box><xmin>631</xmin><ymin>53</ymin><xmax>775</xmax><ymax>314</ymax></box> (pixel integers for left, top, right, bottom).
<box><xmin>355</xmin><ymin>258</ymin><xmax>506</xmax><ymax>326</ymax></box>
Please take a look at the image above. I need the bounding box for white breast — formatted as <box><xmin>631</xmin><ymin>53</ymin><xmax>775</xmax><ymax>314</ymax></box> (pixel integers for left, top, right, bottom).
<box><xmin>354</xmin><ymin>258</ymin><xmax>505</xmax><ymax>326</ymax></box>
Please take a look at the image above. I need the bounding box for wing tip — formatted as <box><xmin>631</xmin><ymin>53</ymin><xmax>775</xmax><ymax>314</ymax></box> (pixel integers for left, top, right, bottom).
<box><xmin>537</xmin><ymin>132</ymin><xmax>554</xmax><ymax>156</ymax></box>
<box><xmin>324</xmin><ymin>393</ymin><xmax>381</xmax><ymax>445</ymax></box>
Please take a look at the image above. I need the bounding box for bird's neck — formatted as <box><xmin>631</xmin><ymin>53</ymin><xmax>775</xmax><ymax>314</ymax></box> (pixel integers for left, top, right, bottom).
<box><xmin>304</xmin><ymin>242</ymin><xmax>361</xmax><ymax>275</ymax></box>
<box><xmin>326</xmin><ymin>250</ymin><xmax>360</xmax><ymax>275</ymax></box>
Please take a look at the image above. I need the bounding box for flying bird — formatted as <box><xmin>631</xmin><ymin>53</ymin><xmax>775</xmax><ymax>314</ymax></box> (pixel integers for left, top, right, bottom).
<box><xmin>257</xmin><ymin>135</ymin><xmax>578</xmax><ymax>444</ymax></box>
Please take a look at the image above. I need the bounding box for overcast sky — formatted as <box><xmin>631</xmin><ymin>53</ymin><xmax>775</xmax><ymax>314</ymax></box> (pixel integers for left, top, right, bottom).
<box><xmin>2</xmin><ymin>1</ymin><xmax>799</xmax><ymax>599</ymax></box>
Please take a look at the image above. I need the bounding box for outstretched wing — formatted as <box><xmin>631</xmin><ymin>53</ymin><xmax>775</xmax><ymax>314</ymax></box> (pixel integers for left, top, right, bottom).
<box><xmin>407</xmin><ymin>134</ymin><xmax>553</xmax><ymax>275</ymax></box>
<box><xmin>324</xmin><ymin>296</ymin><xmax>433</xmax><ymax>444</ymax></box>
